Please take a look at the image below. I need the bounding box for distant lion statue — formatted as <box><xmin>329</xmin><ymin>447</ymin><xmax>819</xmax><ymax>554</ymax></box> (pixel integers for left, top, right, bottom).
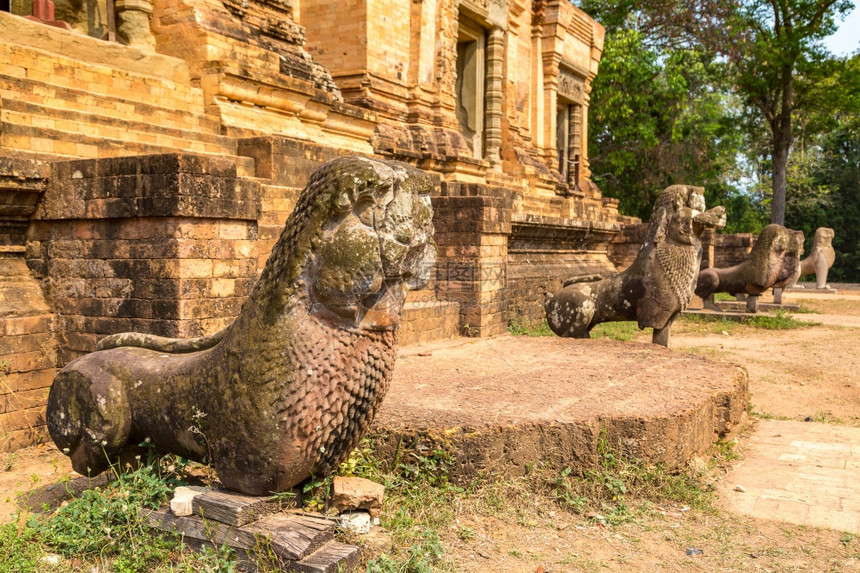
<box><xmin>545</xmin><ymin>185</ymin><xmax>726</xmax><ymax>347</ymax></box>
<box><xmin>696</xmin><ymin>224</ymin><xmax>803</xmax><ymax>311</ymax></box>
<box><xmin>787</xmin><ymin>227</ymin><xmax>836</xmax><ymax>289</ymax></box>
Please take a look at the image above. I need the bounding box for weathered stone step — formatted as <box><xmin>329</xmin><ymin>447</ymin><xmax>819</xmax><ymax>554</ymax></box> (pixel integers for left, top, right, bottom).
<box><xmin>0</xmin><ymin>124</ymin><xmax>256</xmax><ymax>178</ymax></box>
<box><xmin>0</xmin><ymin>110</ymin><xmax>231</xmax><ymax>159</ymax></box>
<box><xmin>147</xmin><ymin>509</ymin><xmax>336</xmax><ymax>561</ymax></box>
<box><xmin>1</xmin><ymin>98</ymin><xmax>231</xmax><ymax>153</ymax></box>
<box><xmin>0</xmin><ymin>31</ymin><xmax>205</xmax><ymax>111</ymax></box>
<box><xmin>147</xmin><ymin>496</ymin><xmax>361</xmax><ymax>571</ymax></box>
<box><xmin>0</xmin><ymin>73</ymin><xmax>216</xmax><ymax>134</ymax></box>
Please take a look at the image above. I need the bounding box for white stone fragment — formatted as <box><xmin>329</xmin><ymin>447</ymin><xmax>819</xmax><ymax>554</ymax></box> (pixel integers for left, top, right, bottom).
<box><xmin>170</xmin><ymin>485</ymin><xmax>209</xmax><ymax>516</ymax></box>
<box><xmin>338</xmin><ymin>510</ymin><xmax>373</xmax><ymax>534</ymax></box>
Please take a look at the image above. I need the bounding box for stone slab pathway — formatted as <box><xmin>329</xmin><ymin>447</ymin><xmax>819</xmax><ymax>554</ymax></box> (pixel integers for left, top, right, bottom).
<box><xmin>721</xmin><ymin>419</ymin><xmax>860</xmax><ymax>534</ymax></box>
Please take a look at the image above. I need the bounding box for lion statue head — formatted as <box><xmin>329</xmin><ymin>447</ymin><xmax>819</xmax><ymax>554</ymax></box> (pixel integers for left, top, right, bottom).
<box><xmin>298</xmin><ymin>157</ymin><xmax>437</xmax><ymax>329</ymax></box>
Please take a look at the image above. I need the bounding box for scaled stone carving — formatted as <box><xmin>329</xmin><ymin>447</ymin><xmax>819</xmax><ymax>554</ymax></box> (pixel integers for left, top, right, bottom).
<box><xmin>696</xmin><ymin>224</ymin><xmax>803</xmax><ymax>310</ymax></box>
<box><xmin>788</xmin><ymin>227</ymin><xmax>836</xmax><ymax>289</ymax></box>
<box><xmin>47</xmin><ymin>156</ymin><xmax>436</xmax><ymax>495</ymax></box>
<box><xmin>545</xmin><ymin>185</ymin><xmax>726</xmax><ymax>346</ymax></box>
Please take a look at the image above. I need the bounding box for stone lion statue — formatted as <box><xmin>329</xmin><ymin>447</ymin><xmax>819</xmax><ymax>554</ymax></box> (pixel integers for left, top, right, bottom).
<box><xmin>787</xmin><ymin>227</ymin><xmax>836</xmax><ymax>289</ymax></box>
<box><xmin>47</xmin><ymin>156</ymin><xmax>437</xmax><ymax>495</ymax></box>
<box><xmin>545</xmin><ymin>185</ymin><xmax>726</xmax><ymax>346</ymax></box>
<box><xmin>695</xmin><ymin>224</ymin><xmax>802</xmax><ymax>309</ymax></box>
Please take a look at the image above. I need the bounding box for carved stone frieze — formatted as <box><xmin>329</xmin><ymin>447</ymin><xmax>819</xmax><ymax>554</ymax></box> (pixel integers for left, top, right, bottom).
<box><xmin>558</xmin><ymin>66</ymin><xmax>584</xmax><ymax>103</ymax></box>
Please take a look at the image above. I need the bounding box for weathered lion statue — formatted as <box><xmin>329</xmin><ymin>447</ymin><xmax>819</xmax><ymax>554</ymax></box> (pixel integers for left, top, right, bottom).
<box><xmin>545</xmin><ymin>185</ymin><xmax>726</xmax><ymax>346</ymax></box>
<box><xmin>787</xmin><ymin>227</ymin><xmax>836</xmax><ymax>289</ymax></box>
<box><xmin>47</xmin><ymin>156</ymin><xmax>437</xmax><ymax>495</ymax></box>
<box><xmin>695</xmin><ymin>224</ymin><xmax>802</xmax><ymax>310</ymax></box>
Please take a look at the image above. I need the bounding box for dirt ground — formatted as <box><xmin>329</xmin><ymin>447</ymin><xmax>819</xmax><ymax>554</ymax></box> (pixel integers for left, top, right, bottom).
<box><xmin>674</xmin><ymin>293</ymin><xmax>860</xmax><ymax>426</ymax></box>
<box><xmin>2</xmin><ymin>291</ymin><xmax>860</xmax><ymax>571</ymax></box>
<box><xmin>416</xmin><ymin>291</ymin><xmax>860</xmax><ymax>572</ymax></box>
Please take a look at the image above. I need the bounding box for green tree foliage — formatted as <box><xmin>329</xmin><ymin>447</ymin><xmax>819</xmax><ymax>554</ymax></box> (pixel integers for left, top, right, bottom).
<box><xmin>593</xmin><ymin>0</ymin><xmax>853</xmax><ymax>225</ymax></box>
<box><xmin>582</xmin><ymin>1</ymin><xmax>859</xmax><ymax>278</ymax></box>
<box><xmin>582</xmin><ymin>2</ymin><xmax>766</xmax><ymax>228</ymax></box>
<box><xmin>785</xmin><ymin>56</ymin><xmax>860</xmax><ymax>280</ymax></box>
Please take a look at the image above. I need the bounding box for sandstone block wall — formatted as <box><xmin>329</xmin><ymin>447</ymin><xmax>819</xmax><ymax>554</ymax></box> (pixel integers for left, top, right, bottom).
<box><xmin>608</xmin><ymin>223</ymin><xmax>647</xmax><ymax>271</ymax></box>
<box><xmin>713</xmin><ymin>233</ymin><xmax>756</xmax><ymax>268</ymax></box>
<box><xmin>508</xmin><ymin>216</ymin><xmax>621</xmax><ymax>324</ymax></box>
<box><xmin>433</xmin><ymin>183</ymin><xmax>512</xmax><ymax>338</ymax></box>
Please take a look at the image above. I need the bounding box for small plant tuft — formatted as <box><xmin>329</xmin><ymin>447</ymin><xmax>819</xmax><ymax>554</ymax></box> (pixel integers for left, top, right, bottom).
<box><xmin>508</xmin><ymin>316</ymin><xmax>555</xmax><ymax>337</ymax></box>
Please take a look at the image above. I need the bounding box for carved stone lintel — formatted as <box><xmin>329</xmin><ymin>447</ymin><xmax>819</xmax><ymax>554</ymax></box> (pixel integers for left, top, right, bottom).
<box><xmin>558</xmin><ymin>66</ymin><xmax>584</xmax><ymax>103</ymax></box>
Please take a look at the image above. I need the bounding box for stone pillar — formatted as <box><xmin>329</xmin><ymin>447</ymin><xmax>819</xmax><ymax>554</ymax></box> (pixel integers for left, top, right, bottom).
<box><xmin>116</xmin><ymin>0</ymin><xmax>155</xmax><ymax>51</ymax></box>
<box><xmin>433</xmin><ymin>184</ymin><xmax>511</xmax><ymax>338</ymax></box>
<box><xmin>485</xmin><ymin>26</ymin><xmax>504</xmax><ymax>170</ymax></box>
<box><xmin>567</xmin><ymin>103</ymin><xmax>581</xmax><ymax>189</ymax></box>
<box><xmin>530</xmin><ymin>13</ymin><xmax>544</xmax><ymax>147</ymax></box>
<box><xmin>542</xmin><ymin>52</ymin><xmax>561</xmax><ymax>165</ymax></box>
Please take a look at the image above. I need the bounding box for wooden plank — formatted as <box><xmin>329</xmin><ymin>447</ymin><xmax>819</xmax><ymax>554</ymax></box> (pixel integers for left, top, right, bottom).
<box><xmin>192</xmin><ymin>489</ymin><xmax>281</xmax><ymax>527</ymax></box>
<box><xmin>244</xmin><ymin>514</ymin><xmax>334</xmax><ymax>560</ymax></box>
<box><xmin>146</xmin><ymin>509</ymin><xmax>335</xmax><ymax>561</ymax></box>
<box><xmin>291</xmin><ymin>541</ymin><xmax>361</xmax><ymax>573</ymax></box>
<box><xmin>146</xmin><ymin>508</ymin><xmax>261</xmax><ymax>552</ymax></box>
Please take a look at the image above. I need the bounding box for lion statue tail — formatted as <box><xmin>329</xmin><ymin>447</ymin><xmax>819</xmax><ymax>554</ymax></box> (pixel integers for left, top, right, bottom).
<box><xmin>97</xmin><ymin>328</ymin><xmax>228</xmax><ymax>353</ymax></box>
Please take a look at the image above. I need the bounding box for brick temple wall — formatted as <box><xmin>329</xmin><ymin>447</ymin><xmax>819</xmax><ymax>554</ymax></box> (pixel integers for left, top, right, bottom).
<box><xmin>713</xmin><ymin>233</ymin><xmax>756</xmax><ymax>268</ymax></box>
<box><xmin>27</xmin><ymin>154</ymin><xmax>261</xmax><ymax>363</ymax></box>
<box><xmin>0</xmin><ymin>159</ymin><xmax>55</xmax><ymax>452</ymax></box>
<box><xmin>0</xmin><ymin>258</ymin><xmax>56</xmax><ymax>451</ymax></box>
<box><xmin>508</xmin><ymin>216</ymin><xmax>621</xmax><ymax>325</ymax></box>
<box><xmin>607</xmin><ymin>223</ymin><xmax>647</xmax><ymax>271</ymax></box>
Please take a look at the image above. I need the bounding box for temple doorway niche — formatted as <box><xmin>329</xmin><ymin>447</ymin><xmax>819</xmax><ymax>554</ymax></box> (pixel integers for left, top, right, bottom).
<box><xmin>456</xmin><ymin>15</ymin><xmax>486</xmax><ymax>159</ymax></box>
<box><xmin>3</xmin><ymin>0</ymin><xmax>33</xmax><ymax>15</ymax></box>
<box><xmin>556</xmin><ymin>101</ymin><xmax>583</xmax><ymax>189</ymax></box>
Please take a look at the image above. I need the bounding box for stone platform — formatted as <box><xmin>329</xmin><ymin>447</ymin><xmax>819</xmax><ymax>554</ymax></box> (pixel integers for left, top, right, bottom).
<box><xmin>372</xmin><ymin>336</ymin><xmax>748</xmax><ymax>481</ymax></box>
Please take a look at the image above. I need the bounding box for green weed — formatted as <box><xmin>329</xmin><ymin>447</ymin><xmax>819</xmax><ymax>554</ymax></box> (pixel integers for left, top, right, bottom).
<box><xmin>791</xmin><ymin>305</ymin><xmax>821</xmax><ymax>314</ymax></box>
<box><xmin>31</xmin><ymin>458</ymin><xmax>182</xmax><ymax>570</ymax></box>
<box><xmin>0</xmin><ymin>522</ymin><xmax>43</xmax><ymax>572</ymax></box>
<box><xmin>680</xmin><ymin>310</ymin><xmax>818</xmax><ymax>332</ymax></box>
<box><xmin>713</xmin><ymin>293</ymin><xmax>738</xmax><ymax>301</ymax></box>
<box><xmin>590</xmin><ymin>321</ymin><xmax>642</xmax><ymax>341</ymax></box>
<box><xmin>1</xmin><ymin>446</ymin><xmax>239</xmax><ymax>573</ymax></box>
<box><xmin>529</xmin><ymin>433</ymin><xmax>715</xmax><ymax>526</ymax></box>
<box><xmin>507</xmin><ymin>317</ymin><xmax>554</xmax><ymax>337</ymax></box>
<box><xmin>809</xmin><ymin>411</ymin><xmax>845</xmax><ymax>424</ymax></box>
<box><xmin>742</xmin><ymin>310</ymin><xmax>819</xmax><ymax>329</ymax></box>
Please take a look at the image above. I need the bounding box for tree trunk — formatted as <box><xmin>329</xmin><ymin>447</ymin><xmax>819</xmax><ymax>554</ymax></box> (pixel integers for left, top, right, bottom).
<box><xmin>771</xmin><ymin>132</ymin><xmax>789</xmax><ymax>225</ymax></box>
<box><xmin>771</xmin><ymin>68</ymin><xmax>795</xmax><ymax>226</ymax></box>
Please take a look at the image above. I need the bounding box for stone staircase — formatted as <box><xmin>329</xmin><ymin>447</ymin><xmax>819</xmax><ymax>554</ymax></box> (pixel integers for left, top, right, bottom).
<box><xmin>0</xmin><ymin>15</ymin><xmax>255</xmax><ymax>176</ymax></box>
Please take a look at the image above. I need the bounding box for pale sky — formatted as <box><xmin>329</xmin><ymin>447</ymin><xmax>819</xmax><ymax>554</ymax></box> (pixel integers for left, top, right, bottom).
<box><xmin>823</xmin><ymin>6</ymin><xmax>859</xmax><ymax>56</ymax></box>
